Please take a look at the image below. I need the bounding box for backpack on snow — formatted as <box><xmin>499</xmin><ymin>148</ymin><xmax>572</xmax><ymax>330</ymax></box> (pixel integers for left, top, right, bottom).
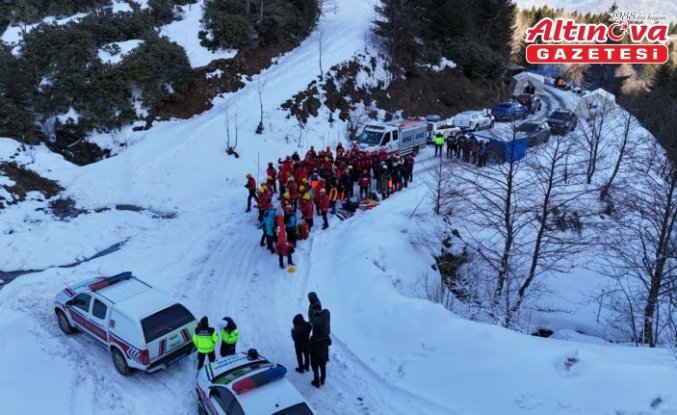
<box><xmin>298</xmin><ymin>223</ymin><xmax>310</xmax><ymax>240</ymax></box>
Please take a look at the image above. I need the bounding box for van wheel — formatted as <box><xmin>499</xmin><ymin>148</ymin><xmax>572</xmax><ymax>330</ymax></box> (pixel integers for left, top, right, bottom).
<box><xmin>112</xmin><ymin>348</ymin><xmax>131</xmax><ymax>376</ymax></box>
<box><xmin>412</xmin><ymin>146</ymin><xmax>419</xmax><ymax>156</ymax></box>
<box><xmin>56</xmin><ymin>310</ymin><xmax>74</xmax><ymax>334</ymax></box>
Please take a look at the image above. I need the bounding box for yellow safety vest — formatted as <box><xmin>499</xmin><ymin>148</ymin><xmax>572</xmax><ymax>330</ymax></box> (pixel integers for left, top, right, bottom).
<box><xmin>193</xmin><ymin>330</ymin><xmax>218</xmax><ymax>353</ymax></box>
<box><xmin>221</xmin><ymin>328</ymin><xmax>239</xmax><ymax>345</ymax></box>
<box><xmin>434</xmin><ymin>136</ymin><xmax>445</xmax><ymax>145</ymax></box>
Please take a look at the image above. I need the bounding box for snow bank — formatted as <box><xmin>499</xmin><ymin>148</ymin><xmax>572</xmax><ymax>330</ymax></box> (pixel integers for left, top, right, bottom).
<box><xmin>97</xmin><ymin>39</ymin><xmax>144</xmax><ymax>64</ymax></box>
<box><xmin>1</xmin><ymin>13</ymin><xmax>87</xmax><ymax>45</ymax></box>
<box><xmin>159</xmin><ymin>1</ymin><xmax>237</xmax><ymax>68</ymax></box>
<box><xmin>311</xmin><ymin>168</ymin><xmax>677</xmax><ymax>413</ymax></box>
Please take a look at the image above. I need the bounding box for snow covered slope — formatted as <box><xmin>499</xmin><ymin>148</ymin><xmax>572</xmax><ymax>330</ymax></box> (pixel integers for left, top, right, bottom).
<box><xmin>1</xmin><ymin>1</ymin><xmax>677</xmax><ymax>414</ymax></box>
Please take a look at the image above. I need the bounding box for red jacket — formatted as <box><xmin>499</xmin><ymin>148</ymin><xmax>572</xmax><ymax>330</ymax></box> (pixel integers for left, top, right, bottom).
<box><xmin>258</xmin><ymin>192</ymin><xmax>269</xmax><ymax>210</ymax></box>
<box><xmin>319</xmin><ymin>194</ymin><xmax>329</xmax><ymax>212</ymax></box>
<box><xmin>287</xmin><ymin>181</ymin><xmax>299</xmax><ymax>199</ymax></box>
<box><xmin>300</xmin><ymin>199</ymin><xmax>313</xmax><ymax>219</ymax></box>
<box><xmin>246</xmin><ymin>177</ymin><xmax>256</xmax><ymax>190</ymax></box>
<box><xmin>358</xmin><ymin>176</ymin><xmax>370</xmax><ymax>189</ymax></box>
<box><xmin>276</xmin><ymin>240</ymin><xmax>293</xmax><ymax>256</ymax></box>
<box><xmin>266</xmin><ymin>166</ymin><xmax>277</xmax><ymax>180</ymax></box>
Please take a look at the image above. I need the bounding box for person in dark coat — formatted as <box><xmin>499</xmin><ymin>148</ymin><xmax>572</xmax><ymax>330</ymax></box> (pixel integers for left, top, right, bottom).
<box><xmin>307</xmin><ymin>292</ymin><xmax>322</xmax><ymax>322</ymax></box>
<box><xmin>309</xmin><ymin>304</ymin><xmax>331</xmax><ymax>388</ymax></box>
<box><xmin>291</xmin><ymin>314</ymin><xmax>312</xmax><ymax>373</ymax></box>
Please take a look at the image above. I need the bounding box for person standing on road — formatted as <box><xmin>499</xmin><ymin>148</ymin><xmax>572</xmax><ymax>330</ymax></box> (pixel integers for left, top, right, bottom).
<box><xmin>218</xmin><ymin>317</ymin><xmax>239</xmax><ymax>357</ymax></box>
<box><xmin>307</xmin><ymin>292</ymin><xmax>322</xmax><ymax>322</ymax></box>
<box><xmin>318</xmin><ymin>188</ymin><xmax>330</xmax><ymax>229</ymax></box>
<box><xmin>291</xmin><ymin>314</ymin><xmax>312</xmax><ymax>373</ymax></box>
<box><xmin>309</xmin><ymin>304</ymin><xmax>331</xmax><ymax>388</ymax></box>
<box><xmin>245</xmin><ymin>174</ymin><xmax>257</xmax><ymax>212</ymax></box>
<box><xmin>433</xmin><ymin>133</ymin><xmax>445</xmax><ymax>157</ymax></box>
<box><xmin>193</xmin><ymin>316</ymin><xmax>218</xmax><ymax>370</ymax></box>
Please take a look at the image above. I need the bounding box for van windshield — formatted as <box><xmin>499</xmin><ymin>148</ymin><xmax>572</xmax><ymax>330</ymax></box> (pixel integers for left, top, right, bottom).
<box><xmin>141</xmin><ymin>303</ymin><xmax>195</xmax><ymax>343</ymax></box>
<box><xmin>357</xmin><ymin>130</ymin><xmax>383</xmax><ymax>145</ymax></box>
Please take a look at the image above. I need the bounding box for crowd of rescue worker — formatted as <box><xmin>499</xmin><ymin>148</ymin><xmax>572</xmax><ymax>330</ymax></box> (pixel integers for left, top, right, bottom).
<box><xmin>431</xmin><ymin>130</ymin><xmax>490</xmax><ymax>167</ymax></box>
<box><xmin>244</xmin><ymin>141</ymin><xmax>416</xmax><ymax>268</ymax></box>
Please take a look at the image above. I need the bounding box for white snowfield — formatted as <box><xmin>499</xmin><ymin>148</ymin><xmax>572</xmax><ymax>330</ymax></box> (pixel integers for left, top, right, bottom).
<box><xmin>159</xmin><ymin>1</ymin><xmax>238</xmax><ymax>68</ymax></box>
<box><xmin>1</xmin><ymin>0</ymin><xmax>677</xmax><ymax>414</ymax></box>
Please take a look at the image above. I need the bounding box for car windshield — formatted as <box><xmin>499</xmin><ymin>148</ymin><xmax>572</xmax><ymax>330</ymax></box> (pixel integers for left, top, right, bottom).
<box><xmin>272</xmin><ymin>403</ymin><xmax>315</xmax><ymax>415</ymax></box>
<box><xmin>517</xmin><ymin>123</ymin><xmax>540</xmax><ymax>133</ymax></box>
<box><xmin>141</xmin><ymin>303</ymin><xmax>194</xmax><ymax>343</ymax></box>
<box><xmin>357</xmin><ymin>130</ymin><xmax>383</xmax><ymax>145</ymax></box>
<box><xmin>550</xmin><ymin>111</ymin><xmax>570</xmax><ymax>120</ymax></box>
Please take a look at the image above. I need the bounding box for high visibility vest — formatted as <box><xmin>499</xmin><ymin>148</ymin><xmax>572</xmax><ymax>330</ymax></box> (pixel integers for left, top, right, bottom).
<box><xmin>193</xmin><ymin>329</ymin><xmax>218</xmax><ymax>354</ymax></box>
<box><xmin>221</xmin><ymin>328</ymin><xmax>239</xmax><ymax>345</ymax></box>
<box><xmin>434</xmin><ymin>136</ymin><xmax>445</xmax><ymax>146</ymax></box>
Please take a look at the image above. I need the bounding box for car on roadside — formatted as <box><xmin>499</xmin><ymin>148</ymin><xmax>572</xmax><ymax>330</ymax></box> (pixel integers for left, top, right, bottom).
<box><xmin>426</xmin><ymin>118</ymin><xmax>460</xmax><ymax>143</ymax></box>
<box><xmin>54</xmin><ymin>272</ymin><xmax>197</xmax><ymax>376</ymax></box>
<box><xmin>452</xmin><ymin>110</ymin><xmax>494</xmax><ymax>131</ymax></box>
<box><xmin>515</xmin><ymin>94</ymin><xmax>543</xmax><ymax>114</ymax></box>
<box><xmin>196</xmin><ymin>350</ymin><xmax>315</xmax><ymax>415</ymax></box>
<box><xmin>491</xmin><ymin>101</ymin><xmax>529</xmax><ymax>121</ymax></box>
<box><xmin>516</xmin><ymin>121</ymin><xmax>551</xmax><ymax>147</ymax></box>
<box><xmin>546</xmin><ymin>109</ymin><xmax>578</xmax><ymax>134</ymax></box>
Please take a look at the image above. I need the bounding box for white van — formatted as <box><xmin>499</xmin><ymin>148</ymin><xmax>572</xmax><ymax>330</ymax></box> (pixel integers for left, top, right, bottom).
<box><xmin>356</xmin><ymin>120</ymin><xmax>427</xmax><ymax>156</ymax></box>
<box><xmin>54</xmin><ymin>272</ymin><xmax>197</xmax><ymax>375</ymax></box>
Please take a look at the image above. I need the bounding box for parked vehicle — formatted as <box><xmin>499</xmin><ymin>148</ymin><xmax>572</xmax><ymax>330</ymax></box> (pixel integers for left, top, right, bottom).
<box><xmin>356</xmin><ymin>120</ymin><xmax>427</xmax><ymax>156</ymax></box>
<box><xmin>426</xmin><ymin>117</ymin><xmax>460</xmax><ymax>143</ymax></box>
<box><xmin>491</xmin><ymin>102</ymin><xmax>529</xmax><ymax>121</ymax></box>
<box><xmin>452</xmin><ymin>110</ymin><xmax>494</xmax><ymax>131</ymax></box>
<box><xmin>554</xmin><ymin>77</ymin><xmax>570</xmax><ymax>90</ymax></box>
<box><xmin>516</xmin><ymin>121</ymin><xmax>551</xmax><ymax>147</ymax></box>
<box><xmin>54</xmin><ymin>272</ymin><xmax>197</xmax><ymax>376</ymax></box>
<box><xmin>546</xmin><ymin>109</ymin><xmax>578</xmax><ymax>134</ymax></box>
<box><xmin>196</xmin><ymin>351</ymin><xmax>315</xmax><ymax>415</ymax></box>
<box><xmin>515</xmin><ymin>94</ymin><xmax>543</xmax><ymax>114</ymax></box>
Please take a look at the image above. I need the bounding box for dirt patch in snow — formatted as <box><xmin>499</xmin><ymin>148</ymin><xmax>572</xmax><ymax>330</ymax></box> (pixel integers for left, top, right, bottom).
<box><xmin>281</xmin><ymin>55</ymin><xmax>505</xmax><ymax>126</ymax></box>
<box><xmin>0</xmin><ymin>162</ymin><xmax>63</xmax><ymax>209</ymax></box>
<box><xmin>153</xmin><ymin>38</ymin><xmax>303</xmax><ymax>122</ymax></box>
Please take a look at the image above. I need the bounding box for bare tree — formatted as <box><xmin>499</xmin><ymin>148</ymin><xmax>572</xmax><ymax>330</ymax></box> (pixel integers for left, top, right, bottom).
<box><xmin>317</xmin><ymin>25</ymin><xmax>325</xmax><ymax>81</ymax></box>
<box><xmin>601</xmin><ymin>110</ymin><xmax>636</xmax><ymax>199</ymax></box>
<box><xmin>578</xmin><ymin>93</ymin><xmax>616</xmax><ymax>184</ymax></box>
<box><xmin>345</xmin><ymin>107</ymin><xmax>369</xmax><ymax>142</ymax></box>
<box><xmin>505</xmin><ymin>135</ymin><xmax>587</xmax><ymax>325</ymax></box>
<box><xmin>449</xmin><ymin>122</ymin><xmax>590</xmax><ymax>326</ymax></box>
<box><xmin>254</xmin><ymin>0</ymin><xmax>265</xmax><ymax>25</ymax></box>
<box><xmin>604</xmin><ymin>149</ymin><xmax>677</xmax><ymax>347</ymax></box>
<box><xmin>225</xmin><ymin>106</ymin><xmax>240</xmax><ymax>158</ymax></box>
<box><xmin>255</xmin><ymin>76</ymin><xmax>266</xmax><ymax>134</ymax></box>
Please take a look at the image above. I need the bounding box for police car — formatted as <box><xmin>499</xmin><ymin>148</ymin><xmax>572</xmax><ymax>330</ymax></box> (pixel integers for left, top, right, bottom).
<box><xmin>196</xmin><ymin>350</ymin><xmax>315</xmax><ymax>415</ymax></box>
<box><xmin>54</xmin><ymin>272</ymin><xmax>197</xmax><ymax>376</ymax></box>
